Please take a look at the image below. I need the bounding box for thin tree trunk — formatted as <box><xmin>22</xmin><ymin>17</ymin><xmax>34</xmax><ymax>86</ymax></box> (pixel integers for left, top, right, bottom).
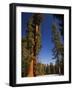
<box><xmin>58</xmin><ymin>53</ymin><xmax>61</xmax><ymax>75</ymax></box>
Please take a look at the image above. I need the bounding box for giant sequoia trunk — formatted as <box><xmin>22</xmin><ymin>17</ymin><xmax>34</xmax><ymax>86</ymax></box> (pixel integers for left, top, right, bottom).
<box><xmin>27</xmin><ymin>59</ymin><xmax>34</xmax><ymax>77</ymax></box>
<box><xmin>27</xmin><ymin>24</ymin><xmax>39</xmax><ymax>77</ymax></box>
<box><xmin>33</xmin><ymin>25</ymin><xmax>39</xmax><ymax>76</ymax></box>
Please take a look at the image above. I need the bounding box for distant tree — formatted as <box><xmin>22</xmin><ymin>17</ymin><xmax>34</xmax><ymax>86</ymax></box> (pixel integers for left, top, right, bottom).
<box><xmin>50</xmin><ymin>63</ymin><xmax>54</xmax><ymax>74</ymax></box>
<box><xmin>45</xmin><ymin>64</ymin><xmax>50</xmax><ymax>74</ymax></box>
<box><xmin>36</xmin><ymin>63</ymin><xmax>46</xmax><ymax>76</ymax></box>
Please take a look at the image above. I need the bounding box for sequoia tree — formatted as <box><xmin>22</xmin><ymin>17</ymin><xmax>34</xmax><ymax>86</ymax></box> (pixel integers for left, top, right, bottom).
<box><xmin>22</xmin><ymin>13</ymin><xmax>43</xmax><ymax>77</ymax></box>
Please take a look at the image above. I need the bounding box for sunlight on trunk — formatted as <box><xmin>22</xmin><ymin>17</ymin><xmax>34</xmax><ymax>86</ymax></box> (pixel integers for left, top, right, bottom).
<box><xmin>27</xmin><ymin>59</ymin><xmax>34</xmax><ymax>77</ymax></box>
<box><xmin>36</xmin><ymin>25</ymin><xmax>39</xmax><ymax>32</ymax></box>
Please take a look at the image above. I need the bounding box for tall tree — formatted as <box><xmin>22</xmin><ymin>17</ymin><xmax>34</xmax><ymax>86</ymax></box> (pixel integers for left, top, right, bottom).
<box><xmin>31</xmin><ymin>13</ymin><xmax>43</xmax><ymax>76</ymax></box>
<box><xmin>22</xmin><ymin>13</ymin><xmax>43</xmax><ymax>77</ymax></box>
<box><xmin>51</xmin><ymin>23</ymin><xmax>64</xmax><ymax>75</ymax></box>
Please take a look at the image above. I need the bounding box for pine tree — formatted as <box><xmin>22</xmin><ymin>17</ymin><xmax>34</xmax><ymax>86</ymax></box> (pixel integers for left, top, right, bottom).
<box><xmin>51</xmin><ymin>23</ymin><xmax>64</xmax><ymax>75</ymax></box>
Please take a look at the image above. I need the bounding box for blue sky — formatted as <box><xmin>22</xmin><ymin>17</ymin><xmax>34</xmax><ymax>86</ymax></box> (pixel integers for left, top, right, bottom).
<box><xmin>22</xmin><ymin>12</ymin><xmax>63</xmax><ymax>64</ymax></box>
<box><xmin>37</xmin><ymin>14</ymin><xmax>55</xmax><ymax>64</ymax></box>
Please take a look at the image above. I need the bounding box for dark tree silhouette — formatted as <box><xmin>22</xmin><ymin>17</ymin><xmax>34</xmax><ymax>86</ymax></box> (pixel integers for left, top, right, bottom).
<box><xmin>53</xmin><ymin>14</ymin><xmax>64</xmax><ymax>36</ymax></box>
<box><xmin>51</xmin><ymin>23</ymin><xmax>64</xmax><ymax>75</ymax></box>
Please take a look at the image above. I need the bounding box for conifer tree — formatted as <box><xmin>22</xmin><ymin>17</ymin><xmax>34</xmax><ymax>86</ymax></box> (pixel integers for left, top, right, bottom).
<box><xmin>22</xmin><ymin>13</ymin><xmax>43</xmax><ymax>77</ymax></box>
<box><xmin>51</xmin><ymin>23</ymin><xmax>64</xmax><ymax>75</ymax></box>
